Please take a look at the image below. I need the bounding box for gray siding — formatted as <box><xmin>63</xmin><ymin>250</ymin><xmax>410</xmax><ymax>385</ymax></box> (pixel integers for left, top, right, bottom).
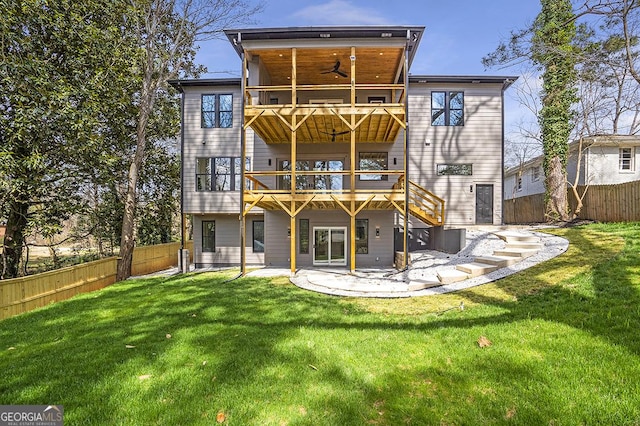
<box><xmin>192</xmin><ymin>214</ymin><xmax>264</xmax><ymax>266</ymax></box>
<box><xmin>407</xmin><ymin>82</ymin><xmax>504</xmax><ymax>225</ymax></box>
<box><xmin>264</xmin><ymin>210</ymin><xmax>394</xmax><ymax>267</ymax></box>
<box><xmin>181</xmin><ymin>85</ymin><xmax>257</xmax><ymax>215</ymax></box>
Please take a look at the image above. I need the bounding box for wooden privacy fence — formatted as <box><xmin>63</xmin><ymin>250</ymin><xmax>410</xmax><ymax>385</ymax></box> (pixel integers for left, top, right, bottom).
<box><xmin>1</xmin><ymin>241</ymin><xmax>193</xmax><ymax>320</ymax></box>
<box><xmin>504</xmin><ymin>180</ymin><xmax>640</xmax><ymax>224</ymax></box>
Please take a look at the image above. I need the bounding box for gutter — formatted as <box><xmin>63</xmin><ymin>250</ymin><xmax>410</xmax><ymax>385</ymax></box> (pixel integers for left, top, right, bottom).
<box><xmin>169</xmin><ymin>80</ymin><xmax>187</xmax><ymax>272</ymax></box>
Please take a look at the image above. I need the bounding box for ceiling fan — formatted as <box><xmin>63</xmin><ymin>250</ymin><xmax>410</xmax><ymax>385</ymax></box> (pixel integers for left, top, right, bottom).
<box><xmin>321</xmin><ymin>60</ymin><xmax>348</xmax><ymax>78</ymax></box>
<box><xmin>320</xmin><ymin>128</ymin><xmax>350</xmax><ymax>142</ymax></box>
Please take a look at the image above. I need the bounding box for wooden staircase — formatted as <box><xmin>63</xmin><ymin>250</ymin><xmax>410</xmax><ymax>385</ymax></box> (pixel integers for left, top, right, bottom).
<box><xmin>393</xmin><ymin>176</ymin><xmax>445</xmax><ymax>226</ymax></box>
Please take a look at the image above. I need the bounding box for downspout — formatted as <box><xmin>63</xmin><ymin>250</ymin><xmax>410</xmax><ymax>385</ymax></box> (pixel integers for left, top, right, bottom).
<box><xmin>403</xmin><ymin>30</ymin><xmax>410</xmax><ymax>268</ymax></box>
<box><xmin>176</xmin><ymin>82</ymin><xmax>187</xmax><ymax>272</ymax></box>
<box><xmin>500</xmin><ymin>79</ymin><xmax>511</xmax><ymax>225</ymax></box>
<box><xmin>239</xmin><ymin>34</ymin><xmax>247</xmax><ymax>277</ymax></box>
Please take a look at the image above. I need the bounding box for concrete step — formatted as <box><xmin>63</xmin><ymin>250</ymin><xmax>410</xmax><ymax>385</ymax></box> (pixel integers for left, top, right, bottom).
<box><xmin>506</xmin><ymin>242</ymin><xmax>544</xmax><ymax>250</ymax></box>
<box><xmin>474</xmin><ymin>255</ymin><xmax>521</xmax><ymax>268</ymax></box>
<box><xmin>437</xmin><ymin>269</ymin><xmax>470</xmax><ymax>284</ymax></box>
<box><xmin>408</xmin><ymin>279</ymin><xmax>443</xmax><ymax>291</ymax></box>
<box><xmin>494</xmin><ymin>231</ymin><xmax>540</xmax><ymax>244</ymax></box>
<box><xmin>493</xmin><ymin>248</ymin><xmax>539</xmax><ymax>259</ymax></box>
<box><xmin>456</xmin><ymin>262</ymin><xmax>498</xmax><ymax>277</ymax></box>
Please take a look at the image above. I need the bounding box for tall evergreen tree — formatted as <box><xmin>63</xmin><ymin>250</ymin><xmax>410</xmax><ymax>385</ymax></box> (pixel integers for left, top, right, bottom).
<box><xmin>0</xmin><ymin>0</ymin><xmax>135</xmax><ymax>278</ymax></box>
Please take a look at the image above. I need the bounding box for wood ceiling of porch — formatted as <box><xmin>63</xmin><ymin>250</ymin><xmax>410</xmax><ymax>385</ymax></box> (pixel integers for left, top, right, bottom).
<box><xmin>250</xmin><ymin>47</ymin><xmax>405</xmax><ymax>86</ymax></box>
<box><xmin>247</xmin><ymin>109</ymin><xmax>404</xmax><ymax>144</ymax></box>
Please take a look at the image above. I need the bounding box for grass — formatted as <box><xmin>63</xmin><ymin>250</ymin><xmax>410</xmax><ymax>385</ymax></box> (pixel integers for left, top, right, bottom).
<box><xmin>1</xmin><ymin>223</ymin><xmax>640</xmax><ymax>425</ymax></box>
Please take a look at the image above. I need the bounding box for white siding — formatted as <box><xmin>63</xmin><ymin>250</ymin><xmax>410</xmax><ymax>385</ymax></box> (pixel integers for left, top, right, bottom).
<box><xmin>504</xmin><ymin>164</ymin><xmax>545</xmax><ymax>200</ymax></box>
<box><xmin>586</xmin><ymin>145</ymin><xmax>640</xmax><ymax>185</ymax></box>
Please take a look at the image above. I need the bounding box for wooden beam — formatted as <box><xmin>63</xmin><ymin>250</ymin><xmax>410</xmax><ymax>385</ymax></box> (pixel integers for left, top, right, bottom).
<box><xmin>330</xmin><ymin>195</ymin><xmax>354</xmax><ymax>216</ymax></box>
<box><xmin>243</xmin><ymin>109</ymin><xmax>266</xmax><ymax>130</ymax></box>
<box><xmin>271</xmin><ymin>196</ymin><xmax>293</xmax><ymax>217</ymax></box>
<box><xmin>354</xmin><ymin>194</ymin><xmax>375</xmax><ymax>216</ymax></box>
<box><xmin>292</xmin><ymin>109</ymin><xmax>317</xmax><ymax>132</ymax></box>
<box><xmin>350</xmin><ymin>46</ymin><xmax>356</xmax><ymax>274</ymax></box>
<box><xmin>243</xmin><ymin>195</ymin><xmax>265</xmax><ymax>216</ymax></box>
<box><xmin>273</xmin><ymin>110</ymin><xmax>294</xmax><ymax>132</ymax></box>
<box><xmin>292</xmin><ymin>195</ymin><xmax>315</xmax><ymax>216</ymax></box>
<box><xmin>384</xmin><ymin>195</ymin><xmax>406</xmax><ymax>215</ymax></box>
<box><xmin>290</xmin><ymin>47</ymin><xmax>297</xmax><ymax>275</ymax></box>
<box><xmin>384</xmin><ymin>108</ymin><xmax>407</xmax><ymax>129</ymax></box>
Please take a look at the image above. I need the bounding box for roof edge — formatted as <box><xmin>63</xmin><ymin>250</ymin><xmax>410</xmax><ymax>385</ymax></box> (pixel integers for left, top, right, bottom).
<box><xmin>410</xmin><ymin>75</ymin><xmax>519</xmax><ymax>89</ymax></box>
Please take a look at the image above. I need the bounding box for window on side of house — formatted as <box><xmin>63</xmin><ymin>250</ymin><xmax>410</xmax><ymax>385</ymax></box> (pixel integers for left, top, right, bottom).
<box><xmin>436</xmin><ymin>164</ymin><xmax>472</xmax><ymax>176</ymax></box>
<box><xmin>299</xmin><ymin>218</ymin><xmax>309</xmax><ymax>254</ymax></box>
<box><xmin>359</xmin><ymin>152</ymin><xmax>388</xmax><ymax>181</ymax></box>
<box><xmin>531</xmin><ymin>166</ymin><xmax>541</xmax><ymax>182</ymax></box>
<box><xmin>355</xmin><ymin>219</ymin><xmax>368</xmax><ymax>254</ymax></box>
<box><xmin>196</xmin><ymin>158</ymin><xmax>212</xmax><ymax>191</ymax></box>
<box><xmin>201</xmin><ymin>94</ymin><xmax>233</xmax><ymax>128</ymax></box>
<box><xmin>253</xmin><ymin>220</ymin><xmax>264</xmax><ymax>253</ymax></box>
<box><xmin>619</xmin><ymin>147</ymin><xmax>634</xmax><ymax>171</ymax></box>
<box><xmin>202</xmin><ymin>221</ymin><xmax>215</xmax><ymax>252</ymax></box>
<box><xmin>431</xmin><ymin>91</ymin><xmax>464</xmax><ymax>126</ymax></box>
<box><xmin>196</xmin><ymin>157</ymin><xmax>249</xmax><ymax>191</ymax></box>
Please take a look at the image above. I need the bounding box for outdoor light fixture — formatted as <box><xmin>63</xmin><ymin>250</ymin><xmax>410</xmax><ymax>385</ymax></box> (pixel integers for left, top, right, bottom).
<box><xmin>268</xmin><ymin>159</ymin><xmax>272</xmax><ymax>166</ymax></box>
<box><xmin>320</xmin><ymin>33</ymin><xmax>331</xmax><ymax>38</ymax></box>
<box><xmin>470</xmin><ymin>185</ymin><xmax>473</xmax><ymax>193</ymax></box>
<box><xmin>381</xmin><ymin>32</ymin><xmax>392</xmax><ymax>38</ymax></box>
<box><xmin>393</xmin><ymin>157</ymin><xmax>397</xmax><ymax>165</ymax></box>
<box><xmin>375</xmin><ymin>227</ymin><xmax>380</xmax><ymax>237</ymax></box>
<box><xmin>202</xmin><ymin>139</ymin><xmax>206</xmax><ymax>145</ymax></box>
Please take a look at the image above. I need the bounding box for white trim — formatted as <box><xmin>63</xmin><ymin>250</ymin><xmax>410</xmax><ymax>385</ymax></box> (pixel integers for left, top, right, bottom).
<box><xmin>313</xmin><ymin>226</ymin><xmax>347</xmax><ymax>266</ymax></box>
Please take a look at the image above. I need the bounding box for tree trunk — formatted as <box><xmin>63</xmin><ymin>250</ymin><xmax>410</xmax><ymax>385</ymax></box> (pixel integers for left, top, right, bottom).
<box><xmin>545</xmin><ymin>156</ymin><xmax>570</xmax><ymax>222</ymax></box>
<box><xmin>116</xmin><ymin>132</ymin><xmax>146</xmax><ymax>281</ymax></box>
<box><xmin>2</xmin><ymin>200</ymin><xmax>29</xmax><ymax>279</ymax></box>
<box><xmin>116</xmin><ymin>79</ymin><xmax>155</xmax><ymax>281</ymax></box>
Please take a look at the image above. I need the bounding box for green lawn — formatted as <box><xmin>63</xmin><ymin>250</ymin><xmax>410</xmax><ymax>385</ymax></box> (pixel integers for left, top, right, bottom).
<box><xmin>1</xmin><ymin>223</ymin><xmax>639</xmax><ymax>425</ymax></box>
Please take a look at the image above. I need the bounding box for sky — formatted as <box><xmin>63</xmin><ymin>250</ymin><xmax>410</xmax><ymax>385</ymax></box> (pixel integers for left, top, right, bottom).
<box><xmin>195</xmin><ymin>0</ymin><xmax>544</xmax><ymax>135</ymax></box>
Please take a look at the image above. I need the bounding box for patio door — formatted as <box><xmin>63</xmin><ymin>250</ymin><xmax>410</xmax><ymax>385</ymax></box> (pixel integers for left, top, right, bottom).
<box><xmin>313</xmin><ymin>227</ymin><xmax>347</xmax><ymax>266</ymax></box>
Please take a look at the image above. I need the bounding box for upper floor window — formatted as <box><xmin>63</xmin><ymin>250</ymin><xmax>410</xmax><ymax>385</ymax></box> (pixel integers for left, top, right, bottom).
<box><xmin>359</xmin><ymin>152</ymin><xmax>388</xmax><ymax>181</ymax></box>
<box><xmin>278</xmin><ymin>159</ymin><xmax>344</xmax><ymax>190</ymax></box>
<box><xmin>196</xmin><ymin>157</ymin><xmax>250</xmax><ymax>191</ymax></box>
<box><xmin>531</xmin><ymin>166</ymin><xmax>541</xmax><ymax>182</ymax></box>
<box><xmin>619</xmin><ymin>147</ymin><xmax>634</xmax><ymax>171</ymax></box>
<box><xmin>436</xmin><ymin>163</ymin><xmax>472</xmax><ymax>176</ymax></box>
<box><xmin>431</xmin><ymin>91</ymin><xmax>464</xmax><ymax>126</ymax></box>
<box><xmin>202</xmin><ymin>94</ymin><xmax>233</xmax><ymax>128</ymax></box>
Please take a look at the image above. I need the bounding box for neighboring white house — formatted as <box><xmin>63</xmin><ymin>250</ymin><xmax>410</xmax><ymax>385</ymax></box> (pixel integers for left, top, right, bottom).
<box><xmin>170</xmin><ymin>25</ymin><xmax>517</xmax><ymax>272</ymax></box>
<box><xmin>504</xmin><ymin>135</ymin><xmax>640</xmax><ymax>200</ymax></box>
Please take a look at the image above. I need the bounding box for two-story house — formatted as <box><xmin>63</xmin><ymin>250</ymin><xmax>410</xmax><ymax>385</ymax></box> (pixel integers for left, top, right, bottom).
<box><xmin>504</xmin><ymin>135</ymin><xmax>640</xmax><ymax>200</ymax></box>
<box><xmin>170</xmin><ymin>26</ymin><xmax>516</xmax><ymax>274</ymax></box>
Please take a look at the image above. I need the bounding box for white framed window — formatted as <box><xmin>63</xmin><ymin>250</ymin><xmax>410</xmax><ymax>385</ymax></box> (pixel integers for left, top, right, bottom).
<box><xmin>619</xmin><ymin>147</ymin><xmax>634</xmax><ymax>171</ymax></box>
<box><xmin>531</xmin><ymin>166</ymin><xmax>541</xmax><ymax>182</ymax></box>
